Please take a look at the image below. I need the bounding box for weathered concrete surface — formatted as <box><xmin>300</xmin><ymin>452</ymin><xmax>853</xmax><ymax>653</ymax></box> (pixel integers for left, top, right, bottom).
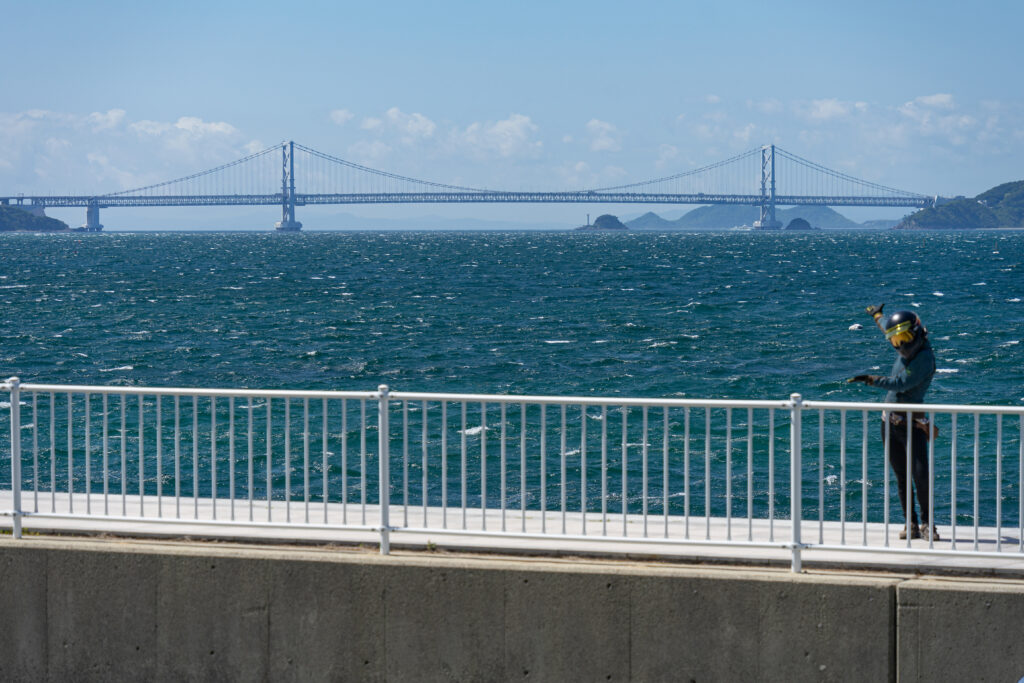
<box><xmin>504</xmin><ymin>566</ymin><xmax>632</xmax><ymax>681</ymax></box>
<box><xmin>898</xmin><ymin>577</ymin><xmax>1024</xmax><ymax>682</ymax></box>
<box><xmin>0</xmin><ymin>537</ymin><xmax>1018</xmax><ymax>681</ymax></box>
<box><xmin>629</xmin><ymin>568</ymin><xmax>895</xmax><ymax>682</ymax></box>
<box><xmin>0</xmin><ymin>546</ymin><xmax>48</xmax><ymax>681</ymax></box>
<box><xmin>267</xmin><ymin>558</ymin><xmax>385</xmax><ymax>681</ymax></box>
<box><xmin>48</xmin><ymin>548</ymin><xmax>159</xmax><ymax>680</ymax></box>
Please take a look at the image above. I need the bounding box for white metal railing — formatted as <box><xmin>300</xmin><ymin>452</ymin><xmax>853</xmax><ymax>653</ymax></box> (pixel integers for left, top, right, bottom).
<box><xmin>2</xmin><ymin>378</ymin><xmax>1022</xmax><ymax>572</ymax></box>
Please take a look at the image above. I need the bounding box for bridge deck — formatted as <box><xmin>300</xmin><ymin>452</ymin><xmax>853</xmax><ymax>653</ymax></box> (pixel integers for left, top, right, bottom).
<box><xmin>3</xmin><ymin>490</ymin><xmax>1022</xmax><ymax>575</ymax></box>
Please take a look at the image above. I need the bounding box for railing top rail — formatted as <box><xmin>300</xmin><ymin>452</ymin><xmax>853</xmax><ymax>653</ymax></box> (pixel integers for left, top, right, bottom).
<box><xmin>3</xmin><ymin>381</ymin><xmax>1022</xmax><ymax>415</ymax></box>
<box><xmin>386</xmin><ymin>391</ymin><xmax>789</xmax><ymax>409</ymax></box>
<box><xmin>800</xmin><ymin>399</ymin><xmax>1024</xmax><ymax>416</ymax></box>
<box><xmin>11</xmin><ymin>383</ymin><xmax>378</xmax><ymax>401</ymax></box>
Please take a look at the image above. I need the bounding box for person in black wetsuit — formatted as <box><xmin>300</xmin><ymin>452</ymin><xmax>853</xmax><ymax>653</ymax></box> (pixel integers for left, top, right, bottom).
<box><xmin>849</xmin><ymin>304</ymin><xmax>938</xmax><ymax>541</ymax></box>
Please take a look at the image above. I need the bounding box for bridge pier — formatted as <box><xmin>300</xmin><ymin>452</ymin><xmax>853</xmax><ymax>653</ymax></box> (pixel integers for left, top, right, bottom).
<box><xmin>81</xmin><ymin>201</ymin><xmax>103</xmax><ymax>232</ymax></box>
<box><xmin>274</xmin><ymin>141</ymin><xmax>302</xmax><ymax>231</ymax></box>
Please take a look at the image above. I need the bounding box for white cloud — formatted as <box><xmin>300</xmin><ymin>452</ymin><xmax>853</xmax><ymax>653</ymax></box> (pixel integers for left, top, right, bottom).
<box><xmin>915</xmin><ymin>93</ymin><xmax>955</xmax><ymax>109</ymax></box>
<box><xmin>454</xmin><ymin>113</ymin><xmax>542</xmax><ymax>158</ymax></box>
<box><xmin>358</xmin><ymin>108</ymin><xmax>436</xmax><ymax>143</ymax></box>
<box><xmin>705</xmin><ymin>94</ymin><xmax>721</xmax><ymax>104</ymax></box>
<box><xmin>130</xmin><ymin>116</ymin><xmax>238</xmax><ymax>138</ymax></box>
<box><xmin>586</xmin><ymin>119</ymin><xmax>620</xmax><ymax>152</ymax></box>
<box><xmin>87</xmin><ymin>109</ymin><xmax>126</xmax><ymax>131</ymax></box>
<box><xmin>348</xmin><ymin>140</ymin><xmax>392</xmax><ymax>161</ymax></box>
<box><xmin>808</xmin><ymin>98</ymin><xmax>850</xmax><ymax>121</ymax></box>
<box><xmin>0</xmin><ymin>109</ymin><xmax>255</xmax><ymax>194</ymax></box>
<box><xmin>748</xmin><ymin>98</ymin><xmax>783</xmax><ymax>115</ymax></box>
<box><xmin>733</xmin><ymin>123</ymin><xmax>755</xmax><ymax>143</ymax></box>
<box><xmin>384</xmin><ymin>107</ymin><xmax>436</xmax><ymax>139</ymax></box>
<box><xmin>330</xmin><ymin>109</ymin><xmax>355</xmax><ymax>126</ymax></box>
<box><xmin>898</xmin><ymin>94</ymin><xmax>975</xmax><ymax>142</ymax></box>
<box><xmin>656</xmin><ymin>144</ymin><xmax>678</xmax><ymax>168</ymax></box>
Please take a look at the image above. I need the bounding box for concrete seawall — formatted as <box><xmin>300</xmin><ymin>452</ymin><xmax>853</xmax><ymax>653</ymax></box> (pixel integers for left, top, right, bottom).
<box><xmin>1</xmin><ymin>538</ymin><xmax>1022</xmax><ymax>681</ymax></box>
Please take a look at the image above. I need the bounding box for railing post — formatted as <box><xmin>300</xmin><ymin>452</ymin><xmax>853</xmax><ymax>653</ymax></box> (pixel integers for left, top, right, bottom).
<box><xmin>378</xmin><ymin>384</ymin><xmax>390</xmax><ymax>554</ymax></box>
<box><xmin>7</xmin><ymin>377</ymin><xmax>23</xmax><ymax>539</ymax></box>
<box><xmin>789</xmin><ymin>393</ymin><xmax>803</xmax><ymax>572</ymax></box>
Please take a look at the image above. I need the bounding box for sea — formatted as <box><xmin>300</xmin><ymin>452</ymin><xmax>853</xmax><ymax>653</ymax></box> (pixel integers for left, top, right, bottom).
<box><xmin>1</xmin><ymin>229</ymin><xmax>1022</xmax><ymax>524</ymax></box>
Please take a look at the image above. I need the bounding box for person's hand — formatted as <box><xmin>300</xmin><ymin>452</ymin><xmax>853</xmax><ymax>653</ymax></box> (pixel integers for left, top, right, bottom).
<box><xmin>865</xmin><ymin>303</ymin><xmax>885</xmax><ymax>321</ymax></box>
<box><xmin>847</xmin><ymin>374</ymin><xmax>881</xmax><ymax>385</ymax></box>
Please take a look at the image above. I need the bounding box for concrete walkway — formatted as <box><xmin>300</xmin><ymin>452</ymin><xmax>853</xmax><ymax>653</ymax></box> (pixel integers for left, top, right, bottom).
<box><xmin>3</xmin><ymin>489</ymin><xmax>1023</xmax><ymax>575</ymax></box>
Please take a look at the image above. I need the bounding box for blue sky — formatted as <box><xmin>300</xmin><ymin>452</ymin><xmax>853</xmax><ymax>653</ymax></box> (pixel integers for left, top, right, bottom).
<box><xmin>3</xmin><ymin>0</ymin><xmax>1023</xmax><ymax>228</ymax></box>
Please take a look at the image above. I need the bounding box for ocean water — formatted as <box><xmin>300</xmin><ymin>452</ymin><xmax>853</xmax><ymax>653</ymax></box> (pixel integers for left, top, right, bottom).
<box><xmin>1</xmin><ymin>230</ymin><xmax>1023</xmax><ymax>524</ymax></box>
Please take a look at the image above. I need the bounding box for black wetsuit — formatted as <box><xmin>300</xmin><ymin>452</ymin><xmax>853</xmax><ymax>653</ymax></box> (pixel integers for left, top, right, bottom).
<box><xmin>872</xmin><ymin>339</ymin><xmax>936</xmax><ymax>527</ymax></box>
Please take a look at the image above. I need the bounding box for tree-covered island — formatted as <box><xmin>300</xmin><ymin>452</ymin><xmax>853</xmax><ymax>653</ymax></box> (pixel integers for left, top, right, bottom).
<box><xmin>0</xmin><ymin>205</ymin><xmax>70</xmax><ymax>232</ymax></box>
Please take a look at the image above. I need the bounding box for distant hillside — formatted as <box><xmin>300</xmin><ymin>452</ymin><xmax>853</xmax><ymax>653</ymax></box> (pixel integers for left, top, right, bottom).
<box><xmin>626</xmin><ymin>211</ymin><xmax>676</xmax><ymax>229</ymax></box>
<box><xmin>897</xmin><ymin>180</ymin><xmax>1024</xmax><ymax>229</ymax></box>
<box><xmin>674</xmin><ymin>205</ymin><xmax>757</xmax><ymax>228</ymax></box>
<box><xmin>0</xmin><ymin>205</ymin><xmax>69</xmax><ymax>232</ymax></box>
<box><xmin>627</xmin><ymin>204</ymin><xmax>869</xmax><ymax>230</ymax></box>
<box><xmin>860</xmin><ymin>219</ymin><xmax>901</xmax><ymax>230</ymax></box>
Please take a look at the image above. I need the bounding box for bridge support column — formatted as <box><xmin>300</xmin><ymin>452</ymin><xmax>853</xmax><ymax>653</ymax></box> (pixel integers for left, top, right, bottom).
<box><xmin>754</xmin><ymin>144</ymin><xmax>782</xmax><ymax>230</ymax></box>
<box><xmin>82</xmin><ymin>201</ymin><xmax>104</xmax><ymax>232</ymax></box>
<box><xmin>275</xmin><ymin>141</ymin><xmax>303</xmax><ymax>231</ymax></box>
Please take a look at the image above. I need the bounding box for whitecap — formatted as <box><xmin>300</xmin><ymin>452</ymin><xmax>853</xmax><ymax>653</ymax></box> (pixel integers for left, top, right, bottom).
<box><xmin>973</xmin><ymin>282</ymin><xmax>987</xmax><ymax>286</ymax></box>
<box><xmin>932</xmin><ymin>291</ymin><xmax>944</xmax><ymax>297</ymax></box>
<box><xmin>21</xmin><ymin>423</ymin><xmax>34</xmax><ymax>430</ymax></box>
<box><xmin>1008</xmin><ymin>298</ymin><xmax>1022</xmax><ymax>303</ymax></box>
<box><xmin>544</xmin><ymin>340</ymin><xmax>572</xmax><ymax>344</ymax></box>
<box><xmin>848</xmin><ymin>323</ymin><xmax>863</xmax><ymax>331</ymax></box>
<box><xmin>824</xmin><ymin>474</ymin><xmax>838</xmax><ymax>485</ymax></box>
<box><xmin>592</xmin><ymin>340</ymin><xmax>610</xmax><ymax>344</ymax></box>
<box><xmin>459</xmin><ymin>425</ymin><xmax>487</xmax><ymax>436</ymax></box>
<box><xmin>999</xmin><ymin>341</ymin><xmax>1020</xmax><ymax>347</ymax></box>
<box><xmin>935</xmin><ymin>368</ymin><xmax>959</xmax><ymax>374</ymax></box>
<box><xmin>99</xmin><ymin>366</ymin><xmax>134</xmax><ymax>372</ymax></box>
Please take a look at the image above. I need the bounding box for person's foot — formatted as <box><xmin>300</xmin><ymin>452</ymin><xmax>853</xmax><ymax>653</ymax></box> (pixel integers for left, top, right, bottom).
<box><xmin>899</xmin><ymin>524</ymin><xmax>921</xmax><ymax>540</ymax></box>
<box><xmin>921</xmin><ymin>524</ymin><xmax>941</xmax><ymax>541</ymax></box>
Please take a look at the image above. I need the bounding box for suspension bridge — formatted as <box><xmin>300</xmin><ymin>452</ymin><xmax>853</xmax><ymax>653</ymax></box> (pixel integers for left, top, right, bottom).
<box><xmin>1</xmin><ymin>142</ymin><xmax>937</xmax><ymax>231</ymax></box>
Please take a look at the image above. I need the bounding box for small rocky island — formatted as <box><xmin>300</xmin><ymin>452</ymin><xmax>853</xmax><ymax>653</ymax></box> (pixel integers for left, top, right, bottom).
<box><xmin>0</xmin><ymin>205</ymin><xmax>69</xmax><ymax>232</ymax></box>
<box><xmin>576</xmin><ymin>214</ymin><xmax>628</xmax><ymax>231</ymax></box>
<box><xmin>784</xmin><ymin>217</ymin><xmax>819</xmax><ymax>231</ymax></box>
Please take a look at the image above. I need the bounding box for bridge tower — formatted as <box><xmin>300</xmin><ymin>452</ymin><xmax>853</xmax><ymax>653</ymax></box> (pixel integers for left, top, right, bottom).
<box><xmin>753</xmin><ymin>144</ymin><xmax>782</xmax><ymax>230</ymax></box>
<box><xmin>275</xmin><ymin>141</ymin><xmax>303</xmax><ymax>231</ymax></box>
<box><xmin>81</xmin><ymin>200</ymin><xmax>104</xmax><ymax>232</ymax></box>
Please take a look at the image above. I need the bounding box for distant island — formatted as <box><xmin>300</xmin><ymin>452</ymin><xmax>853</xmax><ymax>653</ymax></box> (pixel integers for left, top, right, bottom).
<box><xmin>576</xmin><ymin>214</ymin><xmax>628</xmax><ymax>231</ymax></box>
<box><xmin>895</xmin><ymin>180</ymin><xmax>1024</xmax><ymax>229</ymax></box>
<box><xmin>0</xmin><ymin>205</ymin><xmax>69</xmax><ymax>232</ymax></box>
<box><xmin>784</xmin><ymin>217</ymin><xmax>819</xmax><ymax>231</ymax></box>
<box><xmin>624</xmin><ymin>204</ymin><xmax>899</xmax><ymax>230</ymax></box>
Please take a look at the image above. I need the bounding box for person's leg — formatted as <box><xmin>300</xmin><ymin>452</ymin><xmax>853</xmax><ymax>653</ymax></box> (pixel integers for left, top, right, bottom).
<box><xmin>910</xmin><ymin>427</ymin><xmax>933</xmax><ymax>531</ymax></box>
<box><xmin>883</xmin><ymin>421</ymin><xmax>918</xmax><ymax>527</ymax></box>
